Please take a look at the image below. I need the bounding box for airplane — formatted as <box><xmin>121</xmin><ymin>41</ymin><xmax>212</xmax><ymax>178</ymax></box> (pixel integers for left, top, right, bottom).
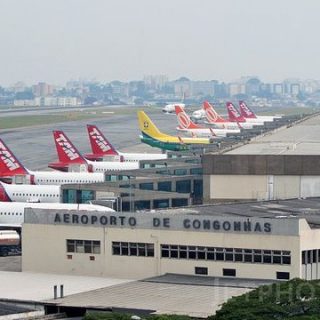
<box><xmin>0</xmin><ymin>202</ymin><xmax>114</xmax><ymax>228</ymax></box>
<box><xmin>85</xmin><ymin>125</ymin><xmax>167</xmax><ymax>162</ymax></box>
<box><xmin>162</xmin><ymin>92</ymin><xmax>185</xmax><ymax>114</ymax></box>
<box><xmin>192</xmin><ymin>108</ymin><xmax>206</xmax><ymax>120</ymax></box>
<box><xmin>226</xmin><ymin>102</ymin><xmax>264</xmax><ymax>128</ymax></box>
<box><xmin>137</xmin><ymin>111</ymin><xmax>213</xmax><ymax>151</ymax></box>
<box><xmin>202</xmin><ymin>101</ymin><xmax>240</xmax><ymax>129</ymax></box>
<box><xmin>175</xmin><ymin>105</ymin><xmax>240</xmax><ymax>138</ymax></box>
<box><xmin>239</xmin><ymin>101</ymin><xmax>282</xmax><ymax>122</ymax></box>
<box><xmin>0</xmin><ymin>181</ymin><xmax>61</xmax><ymax>203</ymax></box>
<box><xmin>162</xmin><ymin>102</ymin><xmax>185</xmax><ymax>114</ymax></box>
<box><xmin>0</xmin><ymin>138</ymin><xmax>106</xmax><ymax>185</ymax></box>
<box><xmin>49</xmin><ymin>131</ymin><xmax>139</xmax><ymax>172</ymax></box>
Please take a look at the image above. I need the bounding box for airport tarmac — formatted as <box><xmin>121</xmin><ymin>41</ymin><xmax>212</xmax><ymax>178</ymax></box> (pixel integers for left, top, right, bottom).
<box><xmin>228</xmin><ymin>114</ymin><xmax>320</xmax><ymax>155</ymax></box>
<box><xmin>0</xmin><ymin>106</ymin><xmax>178</xmax><ymax>170</ymax></box>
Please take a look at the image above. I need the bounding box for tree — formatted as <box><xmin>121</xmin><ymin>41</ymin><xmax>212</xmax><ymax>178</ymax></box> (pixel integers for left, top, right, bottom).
<box><xmin>210</xmin><ymin>279</ymin><xmax>320</xmax><ymax>320</ymax></box>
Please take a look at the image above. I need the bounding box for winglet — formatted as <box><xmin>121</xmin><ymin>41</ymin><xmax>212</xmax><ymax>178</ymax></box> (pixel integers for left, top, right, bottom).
<box><xmin>0</xmin><ymin>139</ymin><xmax>28</xmax><ymax>177</ymax></box>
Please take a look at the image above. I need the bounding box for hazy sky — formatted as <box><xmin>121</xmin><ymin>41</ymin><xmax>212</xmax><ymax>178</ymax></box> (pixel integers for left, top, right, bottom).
<box><xmin>1</xmin><ymin>0</ymin><xmax>319</xmax><ymax>85</ymax></box>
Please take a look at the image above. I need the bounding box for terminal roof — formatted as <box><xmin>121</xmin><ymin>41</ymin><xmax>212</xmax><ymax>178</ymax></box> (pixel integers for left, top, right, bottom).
<box><xmin>152</xmin><ymin>197</ymin><xmax>320</xmax><ymax>228</ymax></box>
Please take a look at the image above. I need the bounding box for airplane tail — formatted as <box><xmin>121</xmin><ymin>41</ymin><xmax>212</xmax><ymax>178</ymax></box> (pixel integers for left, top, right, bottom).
<box><xmin>86</xmin><ymin>125</ymin><xmax>118</xmax><ymax>157</ymax></box>
<box><xmin>0</xmin><ymin>139</ymin><xmax>28</xmax><ymax>177</ymax></box>
<box><xmin>203</xmin><ymin>101</ymin><xmax>227</xmax><ymax>123</ymax></box>
<box><xmin>137</xmin><ymin>111</ymin><xmax>164</xmax><ymax>138</ymax></box>
<box><xmin>52</xmin><ymin>131</ymin><xmax>86</xmax><ymax>166</ymax></box>
<box><xmin>226</xmin><ymin>102</ymin><xmax>246</xmax><ymax>122</ymax></box>
<box><xmin>0</xmin><ymin>181</ymin><xmax>11</xmax><ymax>201</ymax></box>
<box><xmin>239</xmin><ymin>101</ymin><xmax>257</xmax><ymax>119</ymax></box>
<box><xmin>175</xmin><ymin>105</ymin><xmax>200</xmax><ymax>129</ymax></box>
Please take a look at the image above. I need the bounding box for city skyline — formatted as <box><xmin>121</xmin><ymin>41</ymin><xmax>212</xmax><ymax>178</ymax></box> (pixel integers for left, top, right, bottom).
<box><xmin>1</xmin><ymin>0</ymin><xmax>320</xmax><ymax>85</ymax></box>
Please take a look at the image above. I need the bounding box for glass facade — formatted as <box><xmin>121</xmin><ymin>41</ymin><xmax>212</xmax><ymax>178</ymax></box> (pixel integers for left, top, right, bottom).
<box><xmin>112</xmin><ymin>242</ymin><xmax>154</xmax><ymax>257</ymax></box>
<box><xmin>176</xmin><ymin>180</ymin><xmax>191</xmax><ymax>193</ymax></box>
<box><xmin>158</xmin><ymin>181</ymin><xmax>172</xmax><ymax>192</ymax></box>
<box><xmin>63</xmin><ymin>190</ymin><xmax>94</xmax><ymax>204</ymax></box>
<box><xmin>161</xmin><ymin>244</ymin><xmax>291</xmax><ymax>265</ymax></box>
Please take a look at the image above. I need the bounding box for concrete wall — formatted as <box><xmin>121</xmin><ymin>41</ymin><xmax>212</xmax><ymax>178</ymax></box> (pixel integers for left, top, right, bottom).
<box><xmin>22</xmin><ymin>224</ymin><xmax>301</xmax><ymax>280</ymax></box>
<box><xmin>204</xmin><ymin>174</ymin><xmax>320</xmax><ymax>203</ymax></box>
<box><xmin>203</xmin><ymin>155</ymin><xmax>320</xmax><ymax>176</ymax></box>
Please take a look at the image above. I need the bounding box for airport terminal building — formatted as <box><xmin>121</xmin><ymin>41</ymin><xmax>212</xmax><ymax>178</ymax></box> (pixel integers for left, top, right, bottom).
<box><xmin>22</xmin><ymin>198</ymin><xmax>320</xmax><ymax>281</ymax></box>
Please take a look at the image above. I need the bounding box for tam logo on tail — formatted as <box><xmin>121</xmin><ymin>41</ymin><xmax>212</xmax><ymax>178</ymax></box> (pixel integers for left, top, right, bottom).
<box><xmin>0</xmin><ymin>139</ymin><xmax>27</xmax><ymax>176</ymax></box>
<box><xmin>87</xmin><ymin>125</ymin><xmax>117</xmax><ymax>155</ymax></box>
<box><xmin>54</xmin><ymin>132</ymin><xmax>81</xmax><ymax>161</ymax></box>
<box><xmin>226</xmin><ymin>102</ymin><xmax>245</xmax><ymax>122</ymax></box>
<box><xmin>239</xmin><ymin>101</ymin><xmax>256</xmax><ymax>119</ymax></box>
<box><xmin>0</xmin><ymin>142</ymin><xmax>21</xmax><ymax>171</ymax></box>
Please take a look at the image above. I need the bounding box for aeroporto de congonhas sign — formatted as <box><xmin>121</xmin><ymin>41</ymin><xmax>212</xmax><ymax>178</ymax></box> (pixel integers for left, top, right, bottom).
<box><xmin>24</xmin><ymin>209</ymin><xmax>301</xmax><ymax>236</ymax></box>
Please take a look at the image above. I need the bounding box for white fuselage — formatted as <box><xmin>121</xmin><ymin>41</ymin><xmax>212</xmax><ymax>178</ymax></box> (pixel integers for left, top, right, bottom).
<box><xmin>29</xmin><ymin>170</ymin><xmax>105</xmax><ymax>185</ymax></box>
<box><xmin>163</xmin><ymin>103</ymin><xmax>185</xmax><ymax>113</ymax></box>
<box><xmin>255</xmin><ymin>116</ymin><xmax>279</xmax><ymax>122</ymax></box>
<box><xmin>241</xmin><ymin>118</ymin><xmax>265</xmax><ymax>125</ymax></box>
<box><xmin>192</xmin><ymin>109</ymin><xmax>206</xmax><ymax>120</ymax></box>
<box><xmin>177</xmin><ymin>127</ymin><xmax>240</xmax><ymax>138</ymax></box>
<box><xmin>0</xmin><ymin>202</ymin><xmax>114</xmax><ymax>227</ymax></box>
<box><xmin>204</xmin><ymin>121</ymin><xmax>241</xmax><ymax>130</ymax></box>
<box><xmin>119</xmin><ymin>152</ymin><xmax>167</xmax><ymax>162</ymax></box>
<box><xmin>1</xmin><ymin>182</ymin><xmax>61</xmax><ymax>203</ymax></box>
<box><xmin>87</xmin><ymin>159</ymin><xmax>139</xmax><ymax>172</ymax></box>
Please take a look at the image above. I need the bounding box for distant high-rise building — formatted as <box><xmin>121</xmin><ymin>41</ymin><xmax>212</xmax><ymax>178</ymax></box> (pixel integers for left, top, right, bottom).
<box><xmin>32</xmin><ymin>82</ymin><xmax>53</xmax><ymax>97</ymax></box>
<box><xmin>190</xmin><ymin>81</ymin><xmax>214</xmax><ymax>96</ymax></box>
<box><xmin>245</xmin><ymin>77</ymin><xmax>261</xmax><ymax>96</ymax></box>
<box><xmin>228</xmin><ymin>83</ymin><xmax>246</xmax><ymax>96</ymax></box>
<box><xmin>273</xmin><ymin>83</ymin><xmax>283</xmax><ymax>95</ymax></box>
<box><xmin>143</xmin><ymin>75</ymin><xmax>168</xmax><ymax>90</ymax></box>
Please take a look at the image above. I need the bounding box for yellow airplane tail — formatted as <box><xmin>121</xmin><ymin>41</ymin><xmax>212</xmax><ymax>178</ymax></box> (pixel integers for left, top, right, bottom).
<box><xmin>137</xmin><ymin>111</ymin><xmax>164</xmax><ymax>138</ymax></box>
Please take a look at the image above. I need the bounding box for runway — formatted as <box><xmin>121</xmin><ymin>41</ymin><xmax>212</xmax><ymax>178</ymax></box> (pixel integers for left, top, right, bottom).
<box><xmin>0</xmin><ymin>106</ymin><xmax>178</xmax><ymax>170</ymax></box>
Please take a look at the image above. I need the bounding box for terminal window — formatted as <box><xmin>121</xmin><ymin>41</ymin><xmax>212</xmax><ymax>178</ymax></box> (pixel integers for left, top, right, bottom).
<box><xmin>161</xmin><ymin>244</ymin><xmax>291</xmax><ymax>265</ymax></box>
<box><xmin>112</xmin><ymin>242</ymin><xmax>154</xmax><ymax>257</ymax></box>
<box><xmin>66</xmin><ymin>239</ymin><xmax>101</xmax><ymax>254</ymax></box>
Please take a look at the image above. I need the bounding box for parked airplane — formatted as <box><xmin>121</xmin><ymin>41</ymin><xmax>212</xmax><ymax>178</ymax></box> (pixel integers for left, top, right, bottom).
<box><xmin>85</xmin><ymin>125</ymin><xmax>167</xmax><ymax>162</ymax></box>
<box><xmin>239</xmin><ymin>101</ymin><xmax>281</xmax><ymax>122</ymax></box>
<box><xmin>203</xmin><ymin>101</ymin><xmax>240</xmax><ymax>129</ymax></box>
<box><xmin>0</xmin><ymin>139</ymin><xmax>105</xmax><ymax>185</ymax></box>
<box><xmin>49</xmin><ymin>131</ymin><xmax>139</xmax><ymax>172</ymax></box>
<box><xmin>0</xmin><ymin>202</ymin><xmax>113</xmax><ymax>228</ymax></box>
<box><xmin>226</xmin><ymin>102</ymin><xmax>264</xmax><ymax>128</ymax></box>
<box><xmin>137</xmin><ymin>111</ymin><xmax>213</xmax><ymax>151</ymax></box>
<box><xmin>175</xmin><ymin>106</ymin><xmax>240</xmax><ymax>137</ymax></box>
<box><xmin>0</xmin><ymin>181</ymin><xmax>61</xmax><ymax>203</ymax></box>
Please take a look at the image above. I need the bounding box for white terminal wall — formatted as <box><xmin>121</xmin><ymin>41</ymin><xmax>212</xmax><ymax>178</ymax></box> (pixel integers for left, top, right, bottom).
<box><xmin>207</xmin><ymin>175</ymin><xmax>320</xmax><ymax>201</ymax></box>
<box><xmin>21</xmin><ymin>216</ymin><xmax>318</xmax><ymax>281</ymax></box>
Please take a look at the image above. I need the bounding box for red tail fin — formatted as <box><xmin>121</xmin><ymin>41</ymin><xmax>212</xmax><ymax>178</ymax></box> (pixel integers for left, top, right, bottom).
<box><xmin>53</xmin><ymin>131</ymin><xmax>86</xmax><ymax>165</ymax></box>
<box><xmin>226</xmin><ymin>102</ymin><xmax>246</xmax><ymax>122</ymax></box>
<box><xmin>0</xmin><ymin>139</ymin><xmax>28</xmax><ymax>177</ymax></box>
<box><xmin>175</xmin><ymin>105</ymin><xmax>200</xmax><ymax>129</ymax></box>
<box><xmin>239</xmin><ymin>101</ymin><xmax>257</xmax><ymax>119</ymax></box>
<box><xmin>87</xmin><ymin>125</ymin><xmax>118</xmax><ymax>156</ymax></box>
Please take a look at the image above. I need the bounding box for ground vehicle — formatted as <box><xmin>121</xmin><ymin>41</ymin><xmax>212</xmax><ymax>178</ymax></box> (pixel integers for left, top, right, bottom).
<box><xmin>0</xmin><ymin>230</ymin><xmax>20</xmax><ymax>256</ymax></box>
